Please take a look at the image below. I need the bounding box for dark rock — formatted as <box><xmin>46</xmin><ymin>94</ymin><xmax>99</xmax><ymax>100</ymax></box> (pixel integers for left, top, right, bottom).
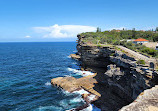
<box><xmin>120</xmin><ymin>85</ymin><xmax>158</xmax><ymax>111</ymax></box>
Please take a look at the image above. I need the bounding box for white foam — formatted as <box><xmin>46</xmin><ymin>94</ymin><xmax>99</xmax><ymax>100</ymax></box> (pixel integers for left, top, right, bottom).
<box><xmin>59</xmin><ymin>99</ymin><xmax>70</xmax><ymax>109</ymax></box>
<box><xmin>72</xmin><ymin>62</ymin><xmax>77</xmax><ymax>64</ymax></box>
<box><xmin>66</xmin><ymin>108</ymin><xmax>75</xmax><ymax>111</ymax></box>
<box><xmin>37</xmin><ymin>105</ymin><xmax>62</xmax><ymax>110</ymax></box>
<box><xmin>80</xmin><ymin>104</ymin><xmax>93</xmax><ymax>111</ymax></box>
<box><xmin>69</xmin><ymin>96</ymin><xmax>84</xmax><ymax>103</ymax></box>
<box><xmin>67</xmin><ymin>56</ymin><xmax>71</xmax><ymax>58</ymax></box>
<box><xmin>87</xmin><ymin>94</ymin><xmax>96</xmax><ymax>102</ymax></box>
<box><xmin>73</xmin><ymin>51</ymin><xmax>77</xmax><ymax>53</ymax></box>
<box><xmin>62</xmin><ymin>88</ymin><xmax>89</xmax><ymax>96</ymax></box>
<box><xmin>61</xmin><ymin>89</ymin><xmax>73</xmax><ymax>96</ymax></box>
<box><xmin>72</xmin><ymin>89</ymin><xmax>89</xmax><ymax>95</ymax></box>
<box><xmin>66</xmin><ymin>104</ymin><xmax>101</xmax><ymax>111</ymax></box>
<box><xmin>64</xmin><ymin>75</ymin><xmax>72</xmax><ymax>77</ymax></box>
<box><xmin>45</xmin><ymin>82</ymin><xmax>51</xmax><ymax>86</ymax></box>
<box><xmin>67</xmin><ymin>68</ymin><xmax>94</xmax><ymax>77</ymax></box>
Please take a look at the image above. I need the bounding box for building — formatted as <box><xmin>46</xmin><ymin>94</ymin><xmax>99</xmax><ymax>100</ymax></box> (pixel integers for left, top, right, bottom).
<box><xmin>133</xmin><ymin>38</ymin><xmax>149</xmax><ymax>44</ymax></box>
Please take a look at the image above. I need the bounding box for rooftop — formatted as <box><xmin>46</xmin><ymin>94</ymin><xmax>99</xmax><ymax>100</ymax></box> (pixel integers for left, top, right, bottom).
<box><xmin>134</xmin><ymin>38</ymin><xmax>149</xmax><ymax>42</ymax></box>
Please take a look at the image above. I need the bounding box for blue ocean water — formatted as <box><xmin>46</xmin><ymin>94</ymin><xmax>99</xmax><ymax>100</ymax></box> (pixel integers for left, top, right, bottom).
<box><xmin>0</xmin><ymin>42</ymin><xmax>100</xmax><ymax>111</ymax></box>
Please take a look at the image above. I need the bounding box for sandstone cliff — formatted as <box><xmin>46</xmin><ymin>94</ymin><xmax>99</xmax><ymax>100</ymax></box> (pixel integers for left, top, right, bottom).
<box><xmin>51</xmin><ymin>34</ymin><xmax>158</xmax><ymax>111</ymax></box>
<box><xmin>120</xmin><ymin>85</ymin><xmax>158</xmax><ymax>111</ymax></box>
<box><xmin>75</xmin><ymin>34</ymin><xmax>158</xmax><ymax>111</ymax></box>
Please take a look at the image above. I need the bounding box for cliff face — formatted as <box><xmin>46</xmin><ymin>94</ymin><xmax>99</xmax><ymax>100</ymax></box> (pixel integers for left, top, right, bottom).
<box><xmin>76</xmin><ymin>34</ymin><xmax>158</xmax><ymax>111</ymax></box>
<box><xmin>120</xmin><ymin>85</ymin><xmax>158</xmax><ymax>111</ymax></box>
<box><xmin>77</xmin><ymin>45</ymin><xmax>114</xmax><ymax>68</ymax></box>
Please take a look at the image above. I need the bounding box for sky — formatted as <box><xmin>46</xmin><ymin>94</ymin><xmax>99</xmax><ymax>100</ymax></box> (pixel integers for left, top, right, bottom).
<box><xmin>0</xmin><ymin>0</ymin><xmax>158</xmax><ymax>42</ymax></box>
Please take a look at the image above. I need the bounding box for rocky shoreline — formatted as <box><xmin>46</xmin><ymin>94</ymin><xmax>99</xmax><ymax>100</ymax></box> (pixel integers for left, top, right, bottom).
<box><xmin>51</xmin><ymin>34</ymin><xmax>158</xmax><ymax>111</ymax></box>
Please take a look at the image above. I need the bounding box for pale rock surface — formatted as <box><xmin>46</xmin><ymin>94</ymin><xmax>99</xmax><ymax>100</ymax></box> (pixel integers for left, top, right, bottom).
<box><xmin>120</xmin><ymin>85</ymin><xmax>158</xmax><ymax>111</ymax></box>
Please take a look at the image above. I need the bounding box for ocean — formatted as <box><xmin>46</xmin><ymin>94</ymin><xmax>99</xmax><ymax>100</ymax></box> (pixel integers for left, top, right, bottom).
<box><xmin>0</xmin><ymin>42</ymin><xmax>100</xmax><ymax>111</ymax></box>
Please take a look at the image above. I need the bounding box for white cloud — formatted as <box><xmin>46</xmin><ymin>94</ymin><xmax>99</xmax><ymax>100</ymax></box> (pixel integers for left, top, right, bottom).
<box><xmin>33</xmin><ymin>24</ymin><xmax>96</xmax><ymax>38</ymax></box>
<box><xmin>25</xmin><ymin>35</ymin><xmax>31</xmax><ymax>38</ymax></box>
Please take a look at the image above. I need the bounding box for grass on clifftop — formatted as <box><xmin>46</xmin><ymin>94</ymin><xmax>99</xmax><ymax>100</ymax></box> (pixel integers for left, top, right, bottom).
<box><xmin>79</xmin><ymin>30</ymin><xmax>158</xmax><ymax>58</ymax></box>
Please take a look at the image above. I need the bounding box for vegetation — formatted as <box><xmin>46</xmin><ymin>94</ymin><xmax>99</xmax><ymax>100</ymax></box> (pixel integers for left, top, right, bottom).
<box><xmin>136</xmin><ymin>60</ymin><xmax>145</xmax><ymax>65</ymax></box>
<box><xmin>120</xmin><ymin>41</ymin><xmax>158</xmax><ymax>57</ymax></box>
<box><xmin>97</xmin><ymin>44</ymin><xmax>102</xmax><ymax>47</ymax></box>
<box><xmin>156</xmin><ymin>27</ymin><xmax>158</xmax><ymax>32</ymax></box>
<box><xmin>80</xmin><ymin>28</ymin><xmax>158</xmax><ymax>58</ymax></box>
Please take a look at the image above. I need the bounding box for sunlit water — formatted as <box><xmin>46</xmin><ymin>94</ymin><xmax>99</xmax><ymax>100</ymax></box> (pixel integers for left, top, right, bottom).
<box><xmin>0</xmin><ymin>42</ymin><xmax>100</xmax><ymax>111</ymax></box>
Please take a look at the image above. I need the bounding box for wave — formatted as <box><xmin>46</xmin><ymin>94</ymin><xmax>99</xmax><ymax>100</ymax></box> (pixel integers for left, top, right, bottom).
<box><xmin>36</xmin><ymin>105</ymin><xmax>62</xmax><ymax>111</ymax></box>
<box><xmin>62</xmin><ymin>89</ymin><xmax>101</xmax><ymax>111</ymax></box>
<box><xmin>67</xmin><ymin>68</ymin><xmax>94</xmax><ymax>76</ymax></box>
<box><xmin>69</xmin><ymin>96</ymin><xmax>84</xmax><ymax>103</ymax></box>
<box><xmin>67</xmin><ymin>56</ymin><xmax>71</xmax><ymax>58</ymax></box>
<box><xmin>73</xmin><ymin>51</ymin><xmax>77</xmax><ymax>53</ymax></box>
<box><xmin>66</xmin><ymin>104</ymin><xmax>101</xmax><ymax>111</ymax></box>
<box><xmin>73</xmin><ymin>89</ymin><xmax>89</xmax><ymax>95</ymax></box>
<box><xmin>64</xmin><ymin>75</ymin><xmax>72</xmax><ymax>77</ymax></box>
<box><xmin>80</xmin><ymin>104</ymin><xmax>93</xmax><ymax>111</ymax></box>
<box><xmin>45</xmin><ymin>82</ymin><xmax>51</xmax><ymax>86</ymax></box>
<box><xmin>72</xmin><ymin>62</ymin><xmax>77</xmax><ymax>64</ymax></box>
<box><xmin>61</xmin><ymin>88</ymin><xmax>89</xmax><ymax>97</ymax></box>
<box><xmin>87</xmin><ymin>94</ymin><xmax>96</xmax><ymax>102</ymax></box>
<box><xmin>66</xmin><ymin>104</ymin><xmax>93</xmax><ymax>111</ymax></box>
<box><xmin>61</xmin><ymin>89</ymin><xmax>73</xmax><ymax>96</ymax></box>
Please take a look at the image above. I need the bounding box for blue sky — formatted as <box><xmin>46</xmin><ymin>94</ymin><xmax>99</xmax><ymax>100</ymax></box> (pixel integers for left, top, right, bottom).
<box><xmin>0</xmin><ymin>0</ymin><xmax>158</xmax><ymax>42</ymax></box>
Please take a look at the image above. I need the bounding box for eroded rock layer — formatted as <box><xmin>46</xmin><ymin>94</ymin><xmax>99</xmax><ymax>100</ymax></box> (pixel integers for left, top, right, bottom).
<box><xmin>120</xmin><ymin>85</ymin><xmax>158</xmax><ymax>111</ymax></box>
<box><xmin>75</xmin><ymin>34</ymin><xmax>158</xmax><ymax>111</ymax></box>
<box><xmin>51</xmin><ymin>73</ymin><xmax>101</xmax><ymax>97</ymax></box>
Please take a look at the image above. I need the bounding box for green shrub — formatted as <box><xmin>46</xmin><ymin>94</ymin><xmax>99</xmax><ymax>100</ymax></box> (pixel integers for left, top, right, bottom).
<box><xmin>136</xmin><ymin>60</ymin><xmax>145</xmax><ymax>65</ymax></box>
<box><xmin>97</xmin><ymin>44</ymin><xmax>102</xmax><ymax>47</ymax></box>
<box><xmin>110</xmin><ymin>53</ymin><xmax>115</xmax><ymax>56</ymax></box>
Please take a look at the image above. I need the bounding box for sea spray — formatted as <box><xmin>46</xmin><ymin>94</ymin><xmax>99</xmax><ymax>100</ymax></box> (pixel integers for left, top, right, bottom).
<box><xmin>67</xmin><ymin>55</ymin><xmax>71</xmax><ymax>58</ymax></box>
<box><xmin>73</xmin><ymin>89</ymin><xmax>89</xmax><ymax>95</ymax></box>
<box><xmin>80</xmin><ymin>104</ymin><xmax>93</xmax><ymax>111</ymax></box>
<box><xmin>67</xmin><ymin>68</ymin><xmax>94</xmax><ymax>76</ymax></box>
<box><xmin>87</xmin><ymin>94</ymin><xmax>96</xmax><ymax>102</ymax></box>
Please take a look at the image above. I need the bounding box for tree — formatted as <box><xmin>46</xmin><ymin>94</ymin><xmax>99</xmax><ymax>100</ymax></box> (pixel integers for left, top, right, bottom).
<box><xmin>132</xmin><ymin>28</ymin><xmax>136</xmax><ymax>38</ymax></box>
<box><xmin>152</xmin><ymin>29</ymin><xmax>154</xmax><ymax>32</ymax></box>
<box><xmin>132</xmin><ymin>28</ymin><xmax>135</xmax><ymax>31</ymax></box>
<box><xmin>96</xmin><ymin>27</ymin><xmax>101</xmax><ymax>32</ymax></box>
<box><xmin>156</xmin><ymin>27</ymin><xmax>158</xmax><ymax>32</ymax></box>
<box><xmin>96</xmin><ymin>27</ymin><xmax>99</xmax><ymax>32</ymax></box>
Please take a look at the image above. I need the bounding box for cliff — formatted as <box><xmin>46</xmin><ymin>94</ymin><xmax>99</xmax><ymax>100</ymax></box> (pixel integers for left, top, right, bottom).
<box><xmin>51</xmin><ymin>34</ymin><xmax>158</xmax><ymax>111</ymax></box>
<box><xmin>120</xmin><ymin>85</ymin><xmax>158</xmax><ymax>111</ymax></box>
<box><xmin>75</xmin><ymin>34</ymin><xmax>158</xmax><ymax>110</ymax></box>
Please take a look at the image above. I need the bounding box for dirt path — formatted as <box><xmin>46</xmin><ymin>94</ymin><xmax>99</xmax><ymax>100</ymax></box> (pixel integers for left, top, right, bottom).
<box><xmin>117</xmin><ymin>45</ymin><xmax>156</xmax><ymax>63</ymax></box>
